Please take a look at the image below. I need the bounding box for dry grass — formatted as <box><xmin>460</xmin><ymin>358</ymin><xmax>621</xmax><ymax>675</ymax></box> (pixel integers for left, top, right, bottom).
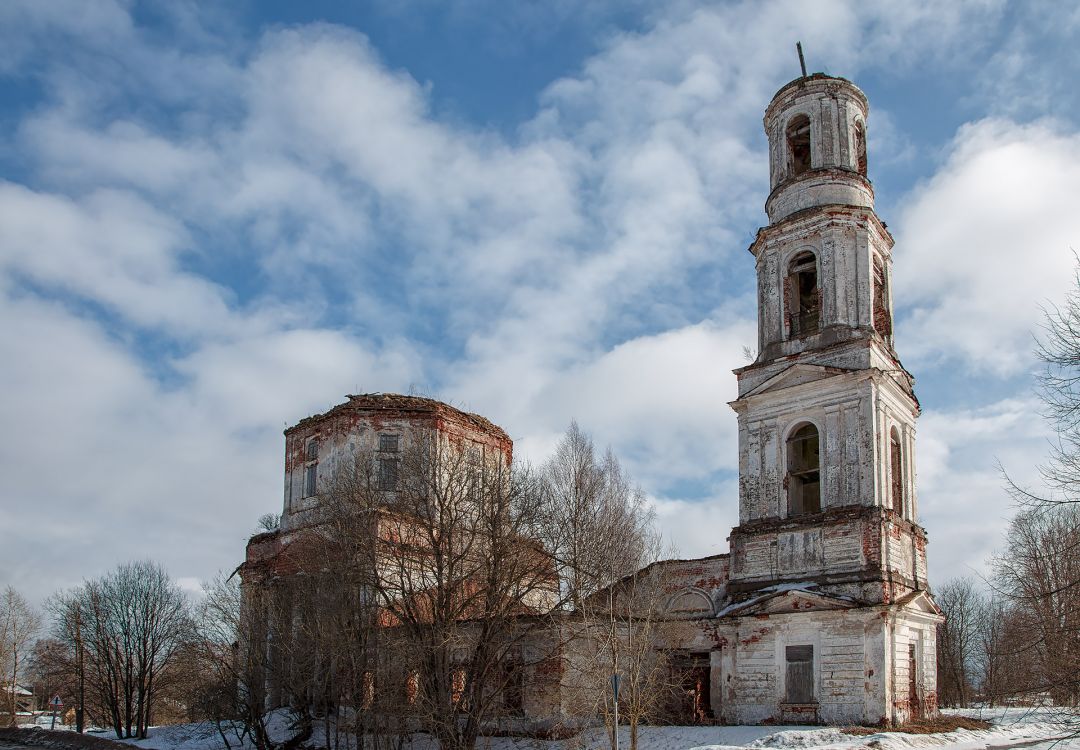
<box><xmin>843</xmin><ymin>715</ymin><xmax>993</xmax><ymax>736</ymax></box>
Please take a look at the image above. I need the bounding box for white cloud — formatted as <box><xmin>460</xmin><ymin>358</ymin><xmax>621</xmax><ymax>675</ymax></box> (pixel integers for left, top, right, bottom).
<box><xmin>0</xmin><ymin>183</ymin><xmax>238</xmax><ymax>339</ymax></box>
<box><xmin>917</xmin><ymin>397</ymin><xmax>1051</xmax><ymax>585</ymax></box>
<box><xmin>894</xmin><ymin>118</ymin><xmax>1080</xmax><ymax>376</ymax></box>
<box><xmin>517</xmin><ymin>319</ymin><xmax>754</xmax><ymax>484</ymax></box>
<box><xmin>652</xmin><ymin>483</ymin><xmax>740</xmax><ymax>560</ymax></box>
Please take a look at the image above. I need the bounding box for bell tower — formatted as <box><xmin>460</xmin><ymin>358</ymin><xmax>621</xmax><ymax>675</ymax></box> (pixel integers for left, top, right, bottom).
<box><xmin>728</xmin><ymin>74</ymin><xmax>928</xmax><ymax>606</ymax></box>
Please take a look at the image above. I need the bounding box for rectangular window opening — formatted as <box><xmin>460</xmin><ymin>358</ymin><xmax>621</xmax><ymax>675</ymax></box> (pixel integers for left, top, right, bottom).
<box><xmin>303</xmin><ymin>438</ymin><xmax>319</xmax><ymax>498</ymax></box>
<box><xmin>379</xmin><ymin>434</ymin><xmax>400</xmax><ymax>452</ymax></box>
<box><xmin>378</xmin><ymin>458</ymin><xmax>399</xmax><ymax>491</ymax></box>
<box><xmin>503</xmin><ymin>662</ymin><xmax>524</xmax><ymax>716</ymax></box>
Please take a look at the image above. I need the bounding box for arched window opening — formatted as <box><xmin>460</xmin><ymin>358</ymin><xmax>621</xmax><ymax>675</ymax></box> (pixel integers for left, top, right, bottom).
<box><xmin>787</xmin><ymin>115</ymin><xmax>812</xmax><ymax>176</ymax></box>
<box><xmin>787</xmin><ymin>423</ymin><xmax>821</xmax><ymax>516</ymax></box>
<box><xmin>787</xmin><ymin>251</ymin><xmax>820</xmax><ymax>336</ymax></box>
<box><xmin>890</xmin><ymin>428</ymin><xmax>904</xmax><ymax>515</ymax></box>
<box><xmin>854</xmin><ymin>121</ymin><xmax>867</xmax><ymax>176</ymax></box>
<box><xmin>873</xmin><ymin>256</ymin><xmax>892</xmax><ymax>337</ymax></box>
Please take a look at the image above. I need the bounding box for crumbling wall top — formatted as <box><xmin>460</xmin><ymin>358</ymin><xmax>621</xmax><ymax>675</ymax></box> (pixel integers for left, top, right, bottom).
<box><xmin>285</xmin><ymin>392</ymin><xmax>510</xmax><ymax>443</ymax></box>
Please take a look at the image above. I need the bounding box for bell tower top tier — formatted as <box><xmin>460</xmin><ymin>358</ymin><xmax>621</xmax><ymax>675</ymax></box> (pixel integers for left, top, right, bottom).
<box><xmin>764</xmin><ymin>74</ymin><xmax>872</xmax><ymax>224</ymax></box>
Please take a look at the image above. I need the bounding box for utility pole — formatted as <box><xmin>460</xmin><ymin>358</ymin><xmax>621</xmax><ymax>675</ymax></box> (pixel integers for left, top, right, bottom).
<box><xmin>75</xmin><ymin>604</ymin><xmax>85</xmax><ymax>733</ymax></box>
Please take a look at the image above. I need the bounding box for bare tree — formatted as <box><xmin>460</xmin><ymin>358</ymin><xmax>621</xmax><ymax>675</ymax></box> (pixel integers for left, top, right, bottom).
<box><xmin>49</xmin><ymin>562</ymin><xmax>191</xmax><ymax>739</ymax></box>
<box><xmin>540</xmin><ymin>425</ymin><xmax>669</xmax><ymax>750</ymax></box>
<box><xmin>976</xmin><ymin>597</ymin><xmax>1037</xmax><ymax>706</ymax></box>
<box><xmin>1</xmin><ymin>586</ymin><xmax>42</xmax><ymax>726</ymax></box>
<box><xmin>191</xmin><ymin>572</ymin><xmax>304</xmax><ymax>750</ymax></box>
<box><xmin>45</xmin><ymin>593</ymin><xmax>91</xmax><ymax>731</ymax></box>
<box><xmin>992</xmin><ymin>506</ymin><xmax>1080</xmax><ymax>708</ymax></box>
<box><xmin>995</xmin><ymin>258</ymin><xmax>1080</xmax><ymax>720</ymax></box>
<box><xmin>1027</xmin><ymin>261</ymin><xmax>1080</xmax><ymax>505</ymax></box>
<box><xmin>252</xmin><ymin>429</ymin><xmax>558</xmax><ymax>750</ymax></box>
<box><xmin>235</xmin><ymin>421</ymin><xmax>664</xmax><ymax>750</ymax></box>
<box><xmin>935</xmin><ymin>577</ymin><xmax>985</xmax><ymax>708</ymax></box>
<box><xmin>539</xmin><ymin>424</ymin><xmax>652</xmax><ymax>611</ymax></box>
<box><xmin>370</xmin><ymin>434</ymin><xmax>555</xmax><ymax>750</ymax></box>
<box><xmin>589</xmin><ymin>556</ymin><xmax>671</xmax><ymax>750</ymax></box>
<box><xmin>26</xmin><ymin>638</ymin><xmax>69</xmax><ymax>721</ymax></box>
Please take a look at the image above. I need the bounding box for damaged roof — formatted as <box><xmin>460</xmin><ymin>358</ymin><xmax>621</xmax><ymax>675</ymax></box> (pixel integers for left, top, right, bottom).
<box><xmin>285</xmin><ymin>392</ymin><xmax>510</xmax><ymax>441</ymax></box>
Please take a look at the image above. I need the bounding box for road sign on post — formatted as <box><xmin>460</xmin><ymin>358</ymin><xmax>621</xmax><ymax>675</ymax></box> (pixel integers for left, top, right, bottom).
<box><xmin>610</xmin><ymin>675</ymin><xmax>621</xmax><ymax>750</ymax></box>
<box><xmin>50</xmin><ymin>695</ymin><xmax>63</xmax><ymax>729</ymax></box>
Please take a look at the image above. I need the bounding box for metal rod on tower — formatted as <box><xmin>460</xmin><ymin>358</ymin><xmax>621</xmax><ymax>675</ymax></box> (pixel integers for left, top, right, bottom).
<box><xmin>797</xmin><ymin>41</ymin><xmax>807</xmax><ymax>77</ymax></box>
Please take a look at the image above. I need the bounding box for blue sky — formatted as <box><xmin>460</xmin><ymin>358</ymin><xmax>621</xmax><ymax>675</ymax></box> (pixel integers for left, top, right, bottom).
<box><xmin>2</xmin><ymin>0</ymin><xmax>1079</xmax><ymax>602</ymax></box>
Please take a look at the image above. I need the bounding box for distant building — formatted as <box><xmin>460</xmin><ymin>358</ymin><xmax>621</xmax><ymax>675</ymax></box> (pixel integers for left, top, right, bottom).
<box><xmin>1</xmin><ymin>682</ymin><xmax>36</xmax><ymax>723</ymax></box>
<box><xmin>241</xmin><ymin>73</ymin><xmax>940</xmax><ymax>728</ymax></box>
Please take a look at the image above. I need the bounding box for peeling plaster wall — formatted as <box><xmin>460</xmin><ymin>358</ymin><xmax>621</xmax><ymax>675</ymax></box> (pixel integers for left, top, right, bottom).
<box><xmin>719</xmin><ymin>609</ymin><xmax>887</xmax><ymax>725</ymax></box>
<box><xmin>764</xmin><ymin>75</ymin><xmax>872</xmax><ymax>224</ymax></box>
<box><xmin>747</xmin><ymin>208</ymin><xmax>895</xmax><ymax>367</ymax></box>
<box><xmin>279</xmin><ymin>395</ymin><xmax>512</xmax><ymax>531</ymax></box>
<box><xmin>735</xmin><ymin>374</ymin><xmax>876</xmax><ymax>524</ymax></box>
<box><xmin>886</xmin><ymin>612</ymin><xmax>940</xmax><ymax>724</ymax></box>
<box><xmin>655</xmin><ymin>555</ymin><xmax>732</xmax><ymax>615</ymax></box>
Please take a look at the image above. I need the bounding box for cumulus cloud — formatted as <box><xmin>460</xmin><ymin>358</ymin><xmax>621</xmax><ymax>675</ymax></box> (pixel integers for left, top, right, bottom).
<box><xmin>894</xmin><ymin>119</ymin><xmax>1080</xmax><ymax>376</ymax></box>
<box><xmin>917</xmin><ymin>398</ymin><xmax>1051</xmax><ymax>584</ymax></box>
<box><xmin>653</xmin><ymin>481</ymin><xmax>741</xmax><ymax>560</ymax></box>
<box><xmin>514</xmin><ymin>319</ymin><xmax>754</xmax><ymax>483</ymax></box>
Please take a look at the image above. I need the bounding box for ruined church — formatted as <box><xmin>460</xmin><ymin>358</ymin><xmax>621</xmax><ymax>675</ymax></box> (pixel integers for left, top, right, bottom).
<box><xmin>242</xmin><ymin>73</ymin><xmax>940</xmax><ymax>727</ymax></box>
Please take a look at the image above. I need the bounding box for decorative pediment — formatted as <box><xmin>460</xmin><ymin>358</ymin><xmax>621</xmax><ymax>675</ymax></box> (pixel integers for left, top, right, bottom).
<box><xmin>892</xmin><ymin>590</ymin><xmax>943</xmax><ymax>617</ymax></box>
<box><xmin>717</xmin><ymin>586</ymin><xmax>857</xmax><ymax>618</ymax></box>
<box><xmin>742</xmin><ymin>364</ymin><xmax>853</xmax><ymax>399</ymax></box>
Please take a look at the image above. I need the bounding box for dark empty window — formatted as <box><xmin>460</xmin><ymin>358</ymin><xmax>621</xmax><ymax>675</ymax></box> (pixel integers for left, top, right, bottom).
<box><xmin>379</xmin><ymin>434</ymin><xmax>400</xmax><ymax>452</ymax></box>
<box><xmin>873</xmin><ymin>257</ymin><xmax>892</xmax><ymax>337</ymax></box>
<box><xmin>787</xmin><ymin>252</ymin><xmax>820</xmax><ymax>337</ymax></box>
<box><xmin>304</xmin><ymin>439</ymin><xmax>318</xmax><ymax>497</ymax></box>
<box><xmin>377</xmin><ymin>458</ymin><xmax>399</xmax><ymax>491</ymax></box>
<box><xmin>503</xmin><ymin>659</ymin><xmax>524</xmax><ymax>716</ymax></box>
<box><xmin>787</xmin><ymin>115</ymin><xmax>812</xmax><ymax>176</ymax></box>
<box><xmin>785</xmin><ymin>645</ymin><xmax>814</xmax><ymax>703</ymax></box>
<box><xmin>854</xmin><ymin>121</ymin><xmax>867</xmax><ymax>176</ymax></box>
<box><xmin>467</xmin><ymin>446</ymin><xmax>482</xmax><ymax>499</ymax></box>
<box><xmin>890</xmin><ymin>428</ymin><xmax>904</xmax><ymax>515</ymax></box>
<box><xmin>788</xmin><ymin>424</ymin><xmax>821</xmax><ymax>516</ymax></box>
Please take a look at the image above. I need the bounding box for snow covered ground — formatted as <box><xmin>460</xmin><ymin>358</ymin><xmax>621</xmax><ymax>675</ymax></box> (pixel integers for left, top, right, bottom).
<box><xmin>97</xmin><ymin>708</ymin><xmax>1079</xmax><ymax>750</ymax></box>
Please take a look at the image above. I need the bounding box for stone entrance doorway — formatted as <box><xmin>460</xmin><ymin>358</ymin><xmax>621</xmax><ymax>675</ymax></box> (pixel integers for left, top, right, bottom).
<box><xmin>669</xmin><ymin>651</ymin><xmax>713</xmax><ymax>724</ymax></box>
